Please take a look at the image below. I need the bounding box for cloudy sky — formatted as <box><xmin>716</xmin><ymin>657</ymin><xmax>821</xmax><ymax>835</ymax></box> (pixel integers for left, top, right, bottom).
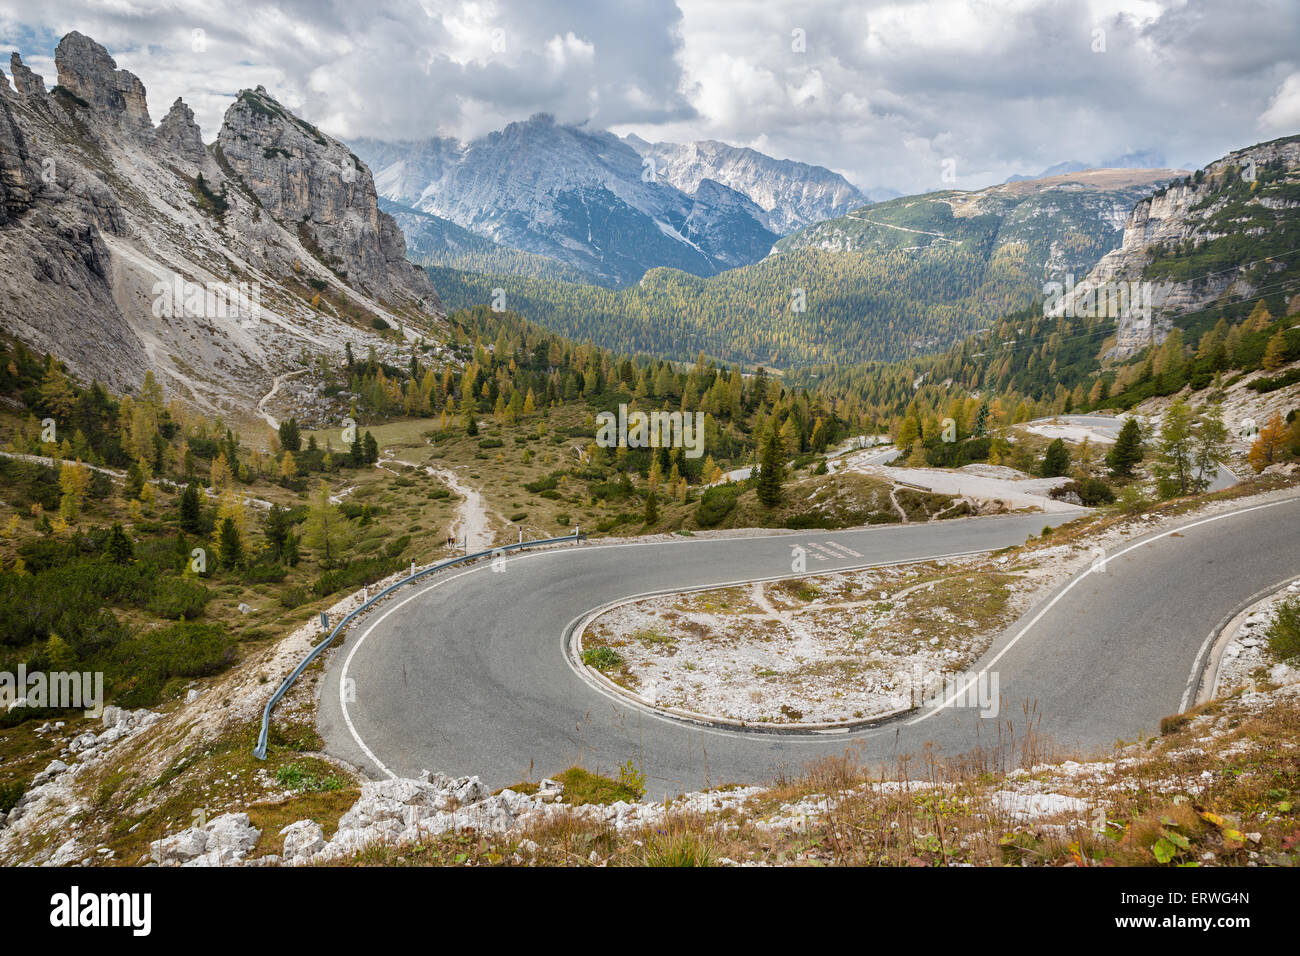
<box><xmin>2</xmin><ymin>0</ymin><xmax>1298</xmax><ymax>194</ymax></box>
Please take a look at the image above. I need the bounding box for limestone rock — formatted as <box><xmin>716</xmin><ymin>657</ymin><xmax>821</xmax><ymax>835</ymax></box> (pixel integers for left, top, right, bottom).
<box><xmin>151</xmin><ymin>812</ymin><xmax>261</xmax><ymax>866</ymax></box>
<box><xmin>54</xmin><ymin>32</ymin><xmax>152</xmax><ymax>133</ymax></box>
<box><xmin>216</xmin><ymin>86</ymin><xmax>437</xmax><ymax>307</ymax></box>
<box><xmin>156</xmin><ymin>97</ymin><xmax>205</xmax><ymax>163</ymax></box>
<box><xmin>8</xmin><ymin>53</ymin><xmax>44</xmax><ymax>97</ymax></box>
<box><xmin>279</xmin><ymin>820</ymin><xmax>326</xmax><ymax>862</ymax></box>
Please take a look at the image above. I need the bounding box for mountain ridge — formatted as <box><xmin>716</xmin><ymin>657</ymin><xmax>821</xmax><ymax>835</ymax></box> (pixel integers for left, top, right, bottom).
<box><xmin>0</xmin><ymin>31</ymin><xmax>443</xmax><ymax>424</ymax></box>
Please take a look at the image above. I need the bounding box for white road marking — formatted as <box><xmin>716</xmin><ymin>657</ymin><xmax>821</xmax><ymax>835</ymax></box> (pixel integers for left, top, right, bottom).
<box><xmin>907</xmin><ymin>496</ymin><xmax>1300</xmax><ymax>724</ymax></box>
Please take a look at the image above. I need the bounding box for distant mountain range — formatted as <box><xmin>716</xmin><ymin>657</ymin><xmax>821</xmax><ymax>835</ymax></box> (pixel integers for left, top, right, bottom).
<box><xmin>429</xmin><ymin>166</ymin><xmax>1189</xmax><ymax>369</ymax></box>
<box><xmin>353</xmin><ymin>116</ymin><xmax>869</xmax><ymax>286</ymax></box>
<box><xmin>1005</xmin><ymin>151</ymin><xmax>1168</xmax><ymax>183</ymax></box>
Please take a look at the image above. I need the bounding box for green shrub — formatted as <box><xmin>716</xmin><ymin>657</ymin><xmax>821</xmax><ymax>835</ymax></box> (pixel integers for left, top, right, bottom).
<box><xmin>146</xmin><ymin>577</ymin><xmax>212</xmax><ymax>619</ymax></box>
<box><xmin>313</xmin><ymin>555</ymin><xmax>405</xmax><ymax>596</ymax></box>
<box><xmin>581</xmin><ymin>646</ymin><xmax>623</xmax><ymax>670</ymax></box>
<box><xmin>242</xmin><ymin>562</ymin><xmax>288</xmax><ymax>585</ymax></box>
<box><xmin>1268</xmin><ymin>599</ymin><xmax>1300</xmax><ymax>660</ymax></box>
<box><xmin>694</xmin><ymin>485</ymin><xmax>741</xmax><ymax>527</ymax></box>
<box><xmin>0</xmin><ymin>780</ymin><xmax>24</xmax><ymax>813</ymax></box>
<box><xmin>108</xmin><ymin>621</ymin><xmax>237</xmax><ymax>708</ymax></box>
<box><xmin>279</xmin><ymin>586</ymin><xmax>309</xmax><ymax>609</ymax></box>
<box><xmin>1050</xmin><ymin>478</ymin><xmax>1116</xmax><ymax>506</ymax></box>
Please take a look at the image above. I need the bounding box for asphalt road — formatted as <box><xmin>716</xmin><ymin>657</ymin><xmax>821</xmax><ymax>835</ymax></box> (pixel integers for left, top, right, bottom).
<box><xmin>318</xmin><ymin>494</ymin><xmax>1300</xmax><ymax>797</ymax></box>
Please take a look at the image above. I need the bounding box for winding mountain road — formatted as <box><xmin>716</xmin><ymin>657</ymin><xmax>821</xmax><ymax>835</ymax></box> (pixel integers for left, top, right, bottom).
<box><xmin>318</xmin><ymin>493</ymin><xmax>1300</xmax><ymax>797</ymax></box>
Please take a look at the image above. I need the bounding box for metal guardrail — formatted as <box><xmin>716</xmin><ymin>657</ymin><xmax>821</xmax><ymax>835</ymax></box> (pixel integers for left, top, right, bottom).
<box><xmin>253</xmin><ymin>531</ymin><xmax>585</xmax><ymax>759</ymax></box>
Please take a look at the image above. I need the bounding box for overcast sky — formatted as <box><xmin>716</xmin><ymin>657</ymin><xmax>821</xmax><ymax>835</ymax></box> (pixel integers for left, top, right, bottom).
<box><xmin>3</xmin><ymin>0</ymin><xmax>1298</xmax><ymax>194</ymax></box>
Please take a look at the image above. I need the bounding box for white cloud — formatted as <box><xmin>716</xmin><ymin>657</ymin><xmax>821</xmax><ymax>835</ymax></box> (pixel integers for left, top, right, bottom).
<box><xmin>1259</xmin><ymin>72</ymin><xmax>1300</xmax><ymax>133</ymax></box>
<box><xmin>0</xmin><ymin>0</ymin><xmax>1296</xmax><ymax>194</ymax></box>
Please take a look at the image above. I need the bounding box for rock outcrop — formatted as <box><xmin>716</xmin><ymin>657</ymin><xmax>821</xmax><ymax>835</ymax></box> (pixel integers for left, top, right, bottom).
<box><xmin>1053</xmin><ymin>136</ymin><xmax>1300</xmax><ymax>357</ymax></box>
<box><xmin>53</xmin><ymin>32</ymin><xmax>151</xmax><ymax>133</ymax></box>
<box><xmin>0</xmin><ymin>31</ymin><xmax>444</xmax><ymax>419</ymax></box>
<box><xmin>217</xmin><ymin>86</ymin><xmax>436</xmax><ymax>307</ymax></box>
<box><xmin>155</xmin><ymin>97</ymin><xmax>205</xmax><ymax>163</ymax></box>
<box><xmin>7</xmin><ymin>53</ymin><xmax>44</xmax><ymax>97</ymax></box>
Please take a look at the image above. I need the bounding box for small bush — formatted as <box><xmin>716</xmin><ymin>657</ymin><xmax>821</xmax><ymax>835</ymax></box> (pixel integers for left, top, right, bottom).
<box><xmin>279</xmin><ymin>586</ymin><xmax>309</xmax><ymax>609</ymax></box>
<box><xmin>0</xmin><ymin>780</ymin><xmax>24</xmax><ymax>813</ymax></box>
<box><xmin>242</xmin><ymin>562</ymin><xmax>288</xmax><ymax>585</ymax></box>
<box><xmin>581</xmin><ymin>646</ymin><xmax>623</xmax><ymax>670</ymax></box>
<box><xmin>1050</xmin><ymin>478</ymin><xmax>1116</xmax><ymax>506</ymax></box>
<box><xmin>146</xmin><ymin>577</ymin><xmax>212</xmax><ymax>619</ymax></box>
<box><xmin>694</xmin><ymin>485</ymin><xmax>741</xmax><ymax>527</ymax></box>
<box><xmin>1268</xmin><ymin>599</ymin><xmax>1300</xmax><ymax>660</ymax></box>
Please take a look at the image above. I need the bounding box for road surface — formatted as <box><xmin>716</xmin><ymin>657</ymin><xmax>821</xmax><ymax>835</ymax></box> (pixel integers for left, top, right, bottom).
<box><xmin>318</xmin><ymin>494</ymin><xmax>1300</xmax><ymax>796</ymax></box>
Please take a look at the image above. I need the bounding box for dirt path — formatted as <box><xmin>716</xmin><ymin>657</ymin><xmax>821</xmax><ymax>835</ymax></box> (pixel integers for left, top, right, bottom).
<box><xmin>430</xmin><ymin>467</ymin><xmax>496</xmax><ymax>552</ymax></box>
<box><xmin>256</xmin><ymin>369</ymin><xmax>306</xmax><ymax>431</ymax></box>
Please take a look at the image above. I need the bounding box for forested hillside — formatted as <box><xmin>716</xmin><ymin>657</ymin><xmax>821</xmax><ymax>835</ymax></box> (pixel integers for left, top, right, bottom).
<box><xmin>428</xmin><ymin>170</ymin><xmax>1176</xmax><ymax>369</ymax></box>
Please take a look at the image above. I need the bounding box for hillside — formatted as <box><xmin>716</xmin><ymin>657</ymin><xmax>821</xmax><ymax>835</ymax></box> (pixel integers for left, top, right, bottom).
<box><xmin>428</xmin><ymin>168</ymin><xmax>1179</xmax><ymax>370</ymax></box>
<box><xmin>0</xmin><ymin>32</ymin><xmax>443</xmax><ymax>426</ymax></box>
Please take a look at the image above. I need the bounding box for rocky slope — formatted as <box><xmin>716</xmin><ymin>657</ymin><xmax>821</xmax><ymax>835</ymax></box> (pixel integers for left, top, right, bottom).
<box><xmin>623</xmin><ymin>134</ymin><xmax>866</xmax><ymax>233</ymax></box>
<box><xmin>1050</xmin><ymin>136</ymin><xmax>1300</xmax><ymax>356</ymax></box>
<box><xmin>0</xmin><ymin>31</ymin><xmax>443</xmax><ymax>423</ymax></box>
<box><xmin>355</xmin><ymin>115</ymin><xmax>780</xmax><ymax>286</ymax></box>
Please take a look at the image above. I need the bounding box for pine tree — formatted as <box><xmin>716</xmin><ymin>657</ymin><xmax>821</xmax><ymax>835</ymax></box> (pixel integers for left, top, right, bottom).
<box><xmin>1263</xmin><ymin>327</ymin><xmax>1288</xmax><ymax>371</ymax></box>
<box><xmin>1039</xmin><ymin>438</ymin><xmax>1070</xmax><ymax>478</ymax></box>
<box><xmin>105</xmin><ymin>523</ymin><xmax>134</xmax><ymax>564</ymax></box>
<box><xmin>179</xmin><ymin>483</ymin><xmax>203</xmax><ymax>533</ymax></box>
<box><xmin>263</xmin><ymin>504</ymin><xmax>290</xmax><ymax>561</ymax></box>
<box><xmin>302</xmin><ymin>480</ymin><xmax>351</xmax><ymax>567</ymax></box>
<box><xmin>756</xmin><ymin>428</ymin><xmax>786</xmax><ymax>508</ymax></box>
<box><xmin>1155</xmin><ymin>398</ymin><xmax>1196</xmax><ymax>495</ymax></box>
<box><xmin>643</xmin><ymin>487</ymin><xmax>659</xmax><ymax>525</ymax></box>
<box><xmin>279</xmin><ymin>417</ymin><xmax>302</xmax><ymax>452</ymax></box>
<box><xmin>1106</xmin><ymin>417</ymin><xmax>1144</xmax><ymax>477</ymax></box>
<box><xmin>217</xmin><ymin>516</ymin><xmax>243</xmax><ymax>570</ymax></box>
<box><xmin>1192</xmin><ymin>405</ymin><xmax>1231</xmax><ymax>490</ymax></box>
<box><xmin>1248</xmin><ymin>411</ymin><xmax>1289</xmax><ymax>472</ymax></box>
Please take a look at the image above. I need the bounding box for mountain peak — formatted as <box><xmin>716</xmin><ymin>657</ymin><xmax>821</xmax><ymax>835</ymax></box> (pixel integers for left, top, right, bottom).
<box><xmin>54</xmin><ymin>31</ymin><xmax>151</xmax><ymax>132</ymax></box>
<box><xmin>8</xmin><ymin>52</ymin><xmax>45</xmax><ymax>97</ymax></box>
<box><xmin>156</xmin><ymin>96</ymin><xmax>205</xmax><ymax>163</ymax></box>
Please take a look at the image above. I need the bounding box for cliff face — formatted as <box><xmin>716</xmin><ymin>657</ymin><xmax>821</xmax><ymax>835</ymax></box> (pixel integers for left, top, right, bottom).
<box><xmin>0</xmin><ymin>32</ymin><xmax>443</xmax><ymax>421</ymax></box>
<box><xmin>626</xmin><ymin>136</ymin><xmax>865</xmax><ymax>234</ymax></box>
<box><xmin>155</xmin><ymin>98</ymin><xmax>205</xmax><ymax>164</ymax></box>
<box><xmin>54</xmin><ymin>32</ymin><xmax>152</xmax><ymax>134</ymax></box>
<box><xmin>1055</xmin><ymin>137</ymin><xmax>1300</xmax><ymax>357</ymax></box>
<box><xmin>217</xmin><ymin>87</ymin><xmax>436</xmax><ymax>307</ymax></box>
